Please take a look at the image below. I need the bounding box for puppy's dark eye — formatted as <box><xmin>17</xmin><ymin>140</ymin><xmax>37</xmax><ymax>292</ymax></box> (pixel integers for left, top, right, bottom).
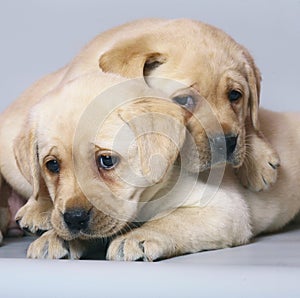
<box><xmin>228</xmin><ymin>90</ymin><xmax>242</xmax><ymax>103</ymax></box>
<box><xmin>172</xmin><ymin>95</ymin><xmax>195</xmax><ymax>110</ymax></box>
<box><xmin>46</xmin><ymin>159</ymin><xmax>60</xmax><ymax>174</ymax></box>
<box><xmin>97</xmin><ymin>155</ymin><xmax>119</xmax><ymax>170</ymax></box>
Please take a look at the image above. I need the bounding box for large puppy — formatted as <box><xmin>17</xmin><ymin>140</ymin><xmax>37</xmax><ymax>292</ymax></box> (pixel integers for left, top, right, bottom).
<box><xmin>23</xmin><ymin>72</ymin><xmax>300</xmax><ymax>260</ymax></box>
<box><xmin>9</xmin><ymin>73</ymin><xmax>191</xmax><ymax>258</ymax></box>
<box><xmin>61</xmin><ymin>18</ymin><xmax>280</xmax><ymax>192</ymax></box>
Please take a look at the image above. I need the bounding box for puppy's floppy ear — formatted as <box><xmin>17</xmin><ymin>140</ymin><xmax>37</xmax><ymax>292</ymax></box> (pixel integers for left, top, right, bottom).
<box><xmin>99</xmin><ymin>36</ymin><xmax>167</xmax><ymax>78</ymax></box>
<box><xmin>14</xmin><ymin>119</ymin><xmax>46</xmax><ymax>200</ymax></box>
<box><xmin>242</xmin><ymin>48</ymin><xmax>262</xmax><ymax>131</ymax></box>
<box><xmin>118</xmin><ymin>98</ymin><xmax>188</xmax><ymax>184</ymax></box>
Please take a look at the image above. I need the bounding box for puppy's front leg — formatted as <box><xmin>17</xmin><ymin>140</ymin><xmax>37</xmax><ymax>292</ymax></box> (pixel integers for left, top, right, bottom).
<box><xmin>236</xmin><ymin>123</ymin><xmax>280</xmax><ymax>192</ymax></box>
<box><xmin>107</xmin><ymin>205</ymin><xmax>253</xmax><ymax>261</ymax></box>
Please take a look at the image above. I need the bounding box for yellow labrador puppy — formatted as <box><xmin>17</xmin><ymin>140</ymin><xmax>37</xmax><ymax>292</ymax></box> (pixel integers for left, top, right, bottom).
<box><xmin>10</xmin><ymin>72</ymin><xmax>191</xmax><ymax>258</ymax></box>
<box><xmin>23</xmin><ymin>73</ymin><xmax>300</xmax><ymax>260</ymax></box>
<box><xmin>61</xmin><ymin>18</ymin><xmax>280</xmax><ymax>192</ymax></box>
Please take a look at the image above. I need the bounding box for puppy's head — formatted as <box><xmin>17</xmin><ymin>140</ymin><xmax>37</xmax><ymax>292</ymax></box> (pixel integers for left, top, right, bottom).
<box><xmin>98</xmin><ymin>19</ymin><xmax>261</xmax><ymax>171</ymax></box>
<box><xmin>14</xmin><ymin>73</ymin><xmax>188</xmax><ymax>240</ymax></box>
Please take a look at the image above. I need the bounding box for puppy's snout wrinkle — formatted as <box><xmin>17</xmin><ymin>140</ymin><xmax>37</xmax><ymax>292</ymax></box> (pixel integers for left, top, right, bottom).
<box><xmin>63</xmin><ymin>209</ymin><xmax>90</xmax><ymax>232</ymax></box>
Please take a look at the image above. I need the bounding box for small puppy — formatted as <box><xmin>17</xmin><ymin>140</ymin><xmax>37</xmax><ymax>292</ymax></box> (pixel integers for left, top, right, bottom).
<box><xmin>9</xmin><ymin>73</ymin><xmax>190</xmax><ymax>258</ymax></box>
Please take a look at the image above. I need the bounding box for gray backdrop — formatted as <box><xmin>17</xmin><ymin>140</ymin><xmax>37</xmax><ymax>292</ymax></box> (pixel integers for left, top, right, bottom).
<box><xmin>1</xmin><ymin>0</ymin><xmax>299</xmax><ymax>112</ymax></box>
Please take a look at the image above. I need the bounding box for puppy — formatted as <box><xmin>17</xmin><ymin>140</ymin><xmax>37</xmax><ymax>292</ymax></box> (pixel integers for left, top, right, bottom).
<box><xmin>61</xmin><ymin>18</ymin><xmax>280</xmax><ymax>192</ymax></box>
<box><xmin>10</xmin><ymin>72</ymin><xmax>190</xmax><ymax>259</ymax></box>
<box><xmin>23</xmin><ymin>74</ymin><xmax>300</xmax><ymax>260</ymax></box>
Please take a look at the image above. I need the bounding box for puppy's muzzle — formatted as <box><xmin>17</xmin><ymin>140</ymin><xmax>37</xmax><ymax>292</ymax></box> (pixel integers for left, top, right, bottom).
<box><xmin>63</xmin><ymin>209</ymin><xmax>90</xmax><ymax>232</ymax></box>
<box><xmin>209</xmin><ymin>134</ymin><xmax>238</xmax><ymax>164</ymax></box>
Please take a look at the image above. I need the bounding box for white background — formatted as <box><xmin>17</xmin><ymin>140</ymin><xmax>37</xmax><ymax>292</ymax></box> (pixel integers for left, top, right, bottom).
<box><xmin>0</xmin><ymin>0</ymin><xmax>299</xmax><ymax>112</ymax></box>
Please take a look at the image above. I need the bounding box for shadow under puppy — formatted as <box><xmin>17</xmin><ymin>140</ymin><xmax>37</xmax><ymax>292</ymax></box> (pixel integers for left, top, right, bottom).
<box><xmin>12</xmin><ymin>73</ymin><xmax>190</xmax><ymax>259</ymax></box>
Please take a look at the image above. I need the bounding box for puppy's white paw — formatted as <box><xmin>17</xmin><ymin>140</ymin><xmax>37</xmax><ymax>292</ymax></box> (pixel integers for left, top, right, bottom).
<box><xmin>107</xmin><ymin>230</ymin><xmax>175</xmax><ymax>261</ymax></box>
<box><xmin>16</xmin><ymin>199</ymin><xmax>53</xmax><ymax>234</ymax></box>
<box><xmin>27</xmin><ymin>230</ymin><xmax>86</xmax><ymax>259</ymax></box>
<box><xmin>27</xmin><ymin>230</ymin><xmax>69</xmax><ymax>259</ymax></box>
<box><xmin>237</xmin><ymin>143</ymin><xmax>280</xmax><ymax>192</ymax></box>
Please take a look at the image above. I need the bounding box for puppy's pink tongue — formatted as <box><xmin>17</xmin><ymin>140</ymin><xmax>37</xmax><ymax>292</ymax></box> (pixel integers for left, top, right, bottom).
<box><xmin>7</xmin><ymin>191</ymin><xmax>27</xmax><ymax>237</ymax></box>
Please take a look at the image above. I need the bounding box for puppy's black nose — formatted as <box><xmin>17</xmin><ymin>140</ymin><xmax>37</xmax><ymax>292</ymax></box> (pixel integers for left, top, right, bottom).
<box><xmin>225</xmin><ymin>134</ymin><xmax>238</xmax><ymax>157</ymax></box>
<box><xmin>210</xmin><ymin>134</ymin><xmax>238</xmax><ymax>162</ymax></box>
<box><xmin>63</xmin><ymin>209</ymin><xmax>90</xmax><ymax>232</ymax></box>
